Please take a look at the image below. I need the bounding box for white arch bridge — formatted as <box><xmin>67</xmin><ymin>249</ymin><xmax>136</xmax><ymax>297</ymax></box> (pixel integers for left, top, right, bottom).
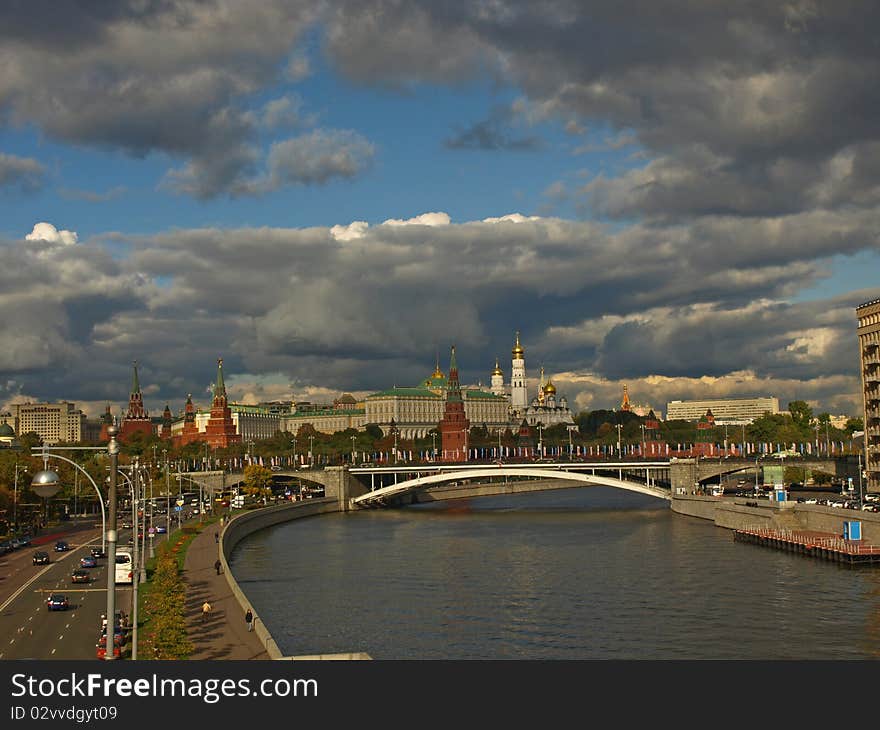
<box><xmin>349</xmin><ymin>462</ymin><xmax>672</xmax><ymax>509</ymax></box>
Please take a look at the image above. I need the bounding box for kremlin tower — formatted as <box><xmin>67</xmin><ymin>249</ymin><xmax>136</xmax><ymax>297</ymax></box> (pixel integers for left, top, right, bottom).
<box><xmin>119</xmin><ymin>361</ymin><xmax>154</xmax><ymax>443</ymax></box>
<box><xmin>439</xmin><ymin>346</ymin><xmax>469</xmax><ymax>462</ymax></box>
<box><xmin>203</xmin><ymin>358</ymin><xmax>241</xmax><ymax>449</ymax></box>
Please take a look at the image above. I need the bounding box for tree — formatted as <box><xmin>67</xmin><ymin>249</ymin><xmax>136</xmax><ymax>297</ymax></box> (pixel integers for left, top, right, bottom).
<box><xmin>242</xmin><ymin>465</ymin><xmax>273</xmax><ymax>495</ymax></box>
<box><xmin>788</xmin><ymin>400</ymin><xmax>813</xmax><ymax>432</ymax></box>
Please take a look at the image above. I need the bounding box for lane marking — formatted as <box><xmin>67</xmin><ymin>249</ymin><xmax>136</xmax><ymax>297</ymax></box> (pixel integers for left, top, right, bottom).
<box><xmin>0</xmin><ymin>564</ymin><xmax>56</xmax><ymax>613</ymax></box>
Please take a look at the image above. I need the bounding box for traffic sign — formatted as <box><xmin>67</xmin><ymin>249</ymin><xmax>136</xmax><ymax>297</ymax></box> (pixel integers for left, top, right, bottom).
<box><xmin>148</xmin><ymin>527</ymin><xmax>155</xmax><ymax>535</ymax></box>
<box><xmin>176</xmin><ymin>499</ymin><xmax>184</xmax><ymax>506</ymax></box>
<box><xmin>174</xmin><ymin>505</ymin><xmax>182</xmax><ymax>512</ymax></box>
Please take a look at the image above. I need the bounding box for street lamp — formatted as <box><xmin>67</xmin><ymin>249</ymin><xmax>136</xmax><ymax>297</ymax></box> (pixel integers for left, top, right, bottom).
<box><xmin>350</xmin><ymin>435</ymin><xmax>356</xmax><ymax>465</ymax></box>
<box><xmin>31</xmin><ymin>468</ymin><xmax>61</xmax><ymax>531</ymax></box>
<box><xmin>615</xmin><ymin>423</ymin><xmax>623</xmax><ymax>459</ymax></box>
<box><xmin>106</xmin><ymin>425</ymin><xmax>120</xmax><ymax>661</ymax></box>
<box><xmin>12</xmin><ymin>463</ymin><xmax>27</xmax><ymax>536</ymax></box>
<box><xmin>537</xmin><ymin>423</ymin><xmax>544</xmax><ymax>458</ymax></box>
<box><xmin>431</xmin><ymin>432</ymin><xmax>437</xmax><ymax>461</ymax></box>
<box><xmin>291</xmin><ymin>437</ymin><xmax>297</xmax><ymax>467</ymax></box>
<box><xmin>639</xmin><ymin>424</ymin><xmax>646</xmax><ymax>458</ymax></box>
<box><xmin>309</xmin><ymin>435</ymin><xmax>314</xmax><ymax>468</ymax></box>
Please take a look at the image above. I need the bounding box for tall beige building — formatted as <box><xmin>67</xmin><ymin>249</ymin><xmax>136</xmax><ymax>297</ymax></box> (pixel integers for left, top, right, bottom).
<box><xmin>857</xmin><ymin>298</ymin><xmax>880</xmax><ymax>494</ymax></box>
<box><xmin>14</xmin><ymin>402</ymin><xmax>85</xmax><ymax>444</ymax></box>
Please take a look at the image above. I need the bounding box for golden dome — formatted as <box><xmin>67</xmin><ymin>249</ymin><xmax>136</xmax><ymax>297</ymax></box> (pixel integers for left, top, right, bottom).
<box><xmin>492</xmin><ymin>358</ymin><xmax>503</xmax><ymax>376</ymax></box>
<box><xmin>543</xmin><ymin>379</ymin><xmax>557</xmax><ymax>395</ymax></box>
<box><xmin>512</xmin><ymin>331</ymin><xmax>524</xmax><ymax>358</ymax></box>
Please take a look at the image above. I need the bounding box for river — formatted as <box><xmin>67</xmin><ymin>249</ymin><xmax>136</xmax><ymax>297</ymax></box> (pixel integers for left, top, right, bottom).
<box><xmin>228</xmin><ymin>487</ymin><xmax>880</xmax><ymax>659</ymax></box>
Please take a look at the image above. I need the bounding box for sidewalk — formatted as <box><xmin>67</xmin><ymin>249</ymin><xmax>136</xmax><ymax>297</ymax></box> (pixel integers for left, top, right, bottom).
<box><xmin>182</xmin><ymin>521</ymin><xmax>268</xmax><ymax>660</ymax></box>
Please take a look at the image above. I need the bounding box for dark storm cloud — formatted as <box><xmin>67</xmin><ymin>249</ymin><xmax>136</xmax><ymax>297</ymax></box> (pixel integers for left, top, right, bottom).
<box><xmin>0</xmin><ymin>153</ymin><xmax>45</xmax><ymax>192</ymax></box>
<box><xmin>323</xmin><ymin>1</ymin><xmax>880</xmax><ymax>219</ymax></box>
<box><xmin>445</xmin><ymin>106</ymin><xmax>541</xmax><ymax>151</ymax></box>
<box><xmin>0</xmin><ymin>1</ymin><xmax>338</xmax><ymax>198</ymax></box>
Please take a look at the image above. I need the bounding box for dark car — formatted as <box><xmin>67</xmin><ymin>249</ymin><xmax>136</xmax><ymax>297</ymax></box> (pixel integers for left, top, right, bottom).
<box><xmin>46</xmin><ymin>594</ymin><xmax>69</xmax><ymax>611</ymax></box>
<box><xmin>33</xmin><ymin>550</ymin><xmax>50</xmax><ymax>565</ymax></box>
<box><xmin>0</xmin><ymin>540</ymin><xmax>12</xmax><ymax>555</ymax></box>
<box><xmin>90</xmin><ymin>546</ymin><xmax>105</xmax><ymax>559</ymax></box>
<box><xmin>71</xmin><ymin>569</ymin><xmax>90</xmax><ymax>584</ymax></box>
<box><xmin>54</xmin><ymin>540</ymin><xmax>70</xmax><ymax>552</ymax></box>
<box><xmin>79</xmin><ymin>555</ymin><xmax>98</xmax><ymax>568</ymax></box>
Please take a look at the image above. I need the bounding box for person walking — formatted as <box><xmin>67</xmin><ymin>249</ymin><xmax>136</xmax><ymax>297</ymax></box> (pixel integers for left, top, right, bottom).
<box><xmin>201</xmin><ymin>601</ymin><xmax>212</xmax><ymax>622</ymax></box>
<box><xmin>214</xmin><ymin>558</ymin><xmax>222</xmax><ymax>575</ymax></box>
<box><xmin>214</xmin><ymin>531</ymin><xmax>219</xmax><ymax>544</ymax></box>
<box><xmin>245</xmin><ymin>608</ymin><xmax>254</xmax><ymax>632</ymax></box>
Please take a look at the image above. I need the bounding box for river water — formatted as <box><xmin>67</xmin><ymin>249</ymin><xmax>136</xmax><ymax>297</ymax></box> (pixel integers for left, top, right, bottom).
<box><xmin>228</xmin><ymin>487</ymin><xmax>880</xmax><ymax>659</ymax></box>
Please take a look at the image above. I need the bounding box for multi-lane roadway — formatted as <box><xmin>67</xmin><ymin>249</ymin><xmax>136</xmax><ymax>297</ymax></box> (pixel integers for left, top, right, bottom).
<box><xmin>0</xmin><ymin>524</ymin><xmax>132</xmax><ymax>660</ymax></box>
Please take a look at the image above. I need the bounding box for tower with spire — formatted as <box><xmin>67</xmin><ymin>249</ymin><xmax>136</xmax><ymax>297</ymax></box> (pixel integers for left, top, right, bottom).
<box><xmin>510</xmin><ymin>331</ymin><xmax>528</xmax><ymax>414</ymax></box>
<box><xmin>438</xmin><ymin>346</ymin><xmax>470</xmax><ymax>462</ymax></box>
<box><xmin>490</xmin><ymin>357</ymin><xmax>505</xmax><ymax>397</ymax></box>
<box><xmin>620</xmin><ymin>384</ymin><xmax>632</xmax><ymax>412</ymax></box>
<box><xmin>119</xmin><ymin>360</ymin><xmax>154</xmax><ymax>443</ymax></box>
<box><xmin>160</xmin><ymin>403</ymin><xmax>172</xmax><ymax>440</ymax></box>
<box><xmin>203</xmin><ymin>358</ymin><xmax>241</xmax><ymax>448</ymax></box>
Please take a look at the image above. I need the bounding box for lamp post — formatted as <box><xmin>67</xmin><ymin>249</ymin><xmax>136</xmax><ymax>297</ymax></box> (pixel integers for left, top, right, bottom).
<box><xmin>741</xmin><ymin>424</ymin><xmax>746</xmax><ymax>458</ymax></box>
<box><xmin>615</xmin><ymin>423</ymin><xmax>623</xmax><ymax>460</ymax></box>
<box><xmin>537</xmin><ymin>423</ymin><xmax>544</xmax><ymax>458</ymax></box>
<box><xmin>499</xmin><ymin>429</ymin><xmax>503</xmax><ymax>460</ymax></box>
<box><xmin>162</xmin><ymin>449</ymin><xmax>170</xmax><ymax>541</ymax></box>
<box><xmin>12</xmin><ymin>463</ymin><xmax>27</xmax><ymax>536</ymax></box>
<box><xmin>291</xmin><ymin>437</ymin><xmax>297</xmax><ymax>468</ymax></box>
<box><xmin>431</xmin><ymin>432</ymin><xmax>436</xmax><ymax>461</ymax></box>
<box><xmin>640</xmin><ymin>424</ymin><xmax>646</xmax><ymax>459</ymax></box>
<box><xmin>350</xmin><ymin>435</ymin><xmax>356</xmax><ymax>465</ymax></box>
<box><xmin>106</xmin><ymin>425</ymin><xmax>119</xmax><ymax>661</ymax></box>
<box><xmin>309</xmin><ymin>435</ymin><xmax>314</xmax><ymax>468</ymax></box>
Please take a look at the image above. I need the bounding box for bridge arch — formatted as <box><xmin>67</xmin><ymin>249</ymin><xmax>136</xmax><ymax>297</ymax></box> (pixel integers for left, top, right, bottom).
<box><xmin>352</xmin><ymin>467</ymin><xmax>670</xmax><ymax>508</ymax></box>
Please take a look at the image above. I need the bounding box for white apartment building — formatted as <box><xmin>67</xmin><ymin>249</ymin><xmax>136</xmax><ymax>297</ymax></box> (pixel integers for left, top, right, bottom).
<box><xmin>665</xmin><ymin>397</ymin><xmax>780</xmax><ymax>424</ymax></box>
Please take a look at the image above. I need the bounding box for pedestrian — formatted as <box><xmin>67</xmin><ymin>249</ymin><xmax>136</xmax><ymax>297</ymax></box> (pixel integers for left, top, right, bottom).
<box><xmin>201</xmin><ymin>601</ymin><xmax>212</xmax><ymax>622</ymax></box>
<box><xmin>214</xmin><ymin>531</ymin><xmax>219</xmax><ymax>544</ymax></box>
<box><xmin>214</xmin><ymin>558</ymin><xmax>222</xmax><ymax>575</ymax></box>
<box><xmin>245</xmin><ymin>608</ymin><xmax>253</xmax><ymax>632</ymax></box>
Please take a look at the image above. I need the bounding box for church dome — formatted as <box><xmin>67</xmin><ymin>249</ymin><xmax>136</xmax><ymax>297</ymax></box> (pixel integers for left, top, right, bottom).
<box><xmin>512</xmin><ymin>332</ymin><xmax>524</xmax><ymax>358</ymax></box>
<box><xmin>492</xmin><ymin>358</ymin><xmax>503</xmax><ymax>376</ymax></box>
<box><xmin>0</xmin><ymin>423</ymin><xmax>14</xmax><ymax>437</ymax></box>
<box><xmin>543</xmin><ymin>380</ymin><xmax>556</xmax><ymax>395</ymax></box>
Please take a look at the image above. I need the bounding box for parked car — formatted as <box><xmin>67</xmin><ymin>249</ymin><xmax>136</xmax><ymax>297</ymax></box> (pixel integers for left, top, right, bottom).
<box><xmin>46</xmin><ymin>594</ymin><xmax>69</xmax><ymax>611</ymax></box>
<box><xmin>54</xmin><ymin>540</ymin><xmax>70</xmax><ymax>552</ymax></box>
<box><xmin>33</xmin><ymin>550</ymin><xmax>50</xmax><ymax>565</ymax></box>
<box><xmin>0</xmin><ymin>540</ymin><xmax>12</xmax><ymax>554</ymax></box>
<box><xmin>71</xmin><ymin>569</ymin><xmax>91</xmax><ymax>584</ymax></box>
<box><xmin>80</xmin><ymin>555</ymin><xmax>98</xmax><ymax>568</ymax></box>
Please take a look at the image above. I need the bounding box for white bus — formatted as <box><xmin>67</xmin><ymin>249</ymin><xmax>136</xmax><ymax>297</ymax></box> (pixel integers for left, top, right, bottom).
<box><xmin>115</xmin><ymin>550</ymin><xmax>133</xmax><ymax>584</ymax></box>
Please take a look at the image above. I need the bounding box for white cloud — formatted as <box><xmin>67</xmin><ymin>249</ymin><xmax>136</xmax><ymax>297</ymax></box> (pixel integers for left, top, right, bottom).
<box><xmin>25</xmin><ymin>222</ymin><xmax>78</xmax><ymax>246</ymax></box>
<box><xmin>381</xmin><ymin>212</ymin><xmax>450</xmax><ymax>226</ymax></box>
<box><xmin>481</xmin><ymin>213</ymin><xmax>541</xmax><ymax>223</ymax></box>
<box><xmin>330</xmin><ymin>220</ymin><xmax>369</xmax><ymax>241</ymax></box>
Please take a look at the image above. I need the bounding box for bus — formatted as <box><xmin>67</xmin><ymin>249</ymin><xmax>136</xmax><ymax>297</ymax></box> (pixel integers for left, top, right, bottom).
<box><xmin>115</xmin><ymin>550</ymin><xmax>133</xmax><ymax>584</ymax></box>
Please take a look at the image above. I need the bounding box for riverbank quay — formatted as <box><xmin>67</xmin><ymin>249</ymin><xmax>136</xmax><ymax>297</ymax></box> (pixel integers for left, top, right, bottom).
<box><xmin>215</xmin><ymin>497</ymin><xmax>371</xmax><ymax>660</ymax></box>
<box><xmin>733</xmin><ymin>527</ymin><xmax>880</xmax><ymax>565</ymax></box>
<box><xmin>672</xmin><ymin>493</ymin><xmax>880</xmax><ymax>545</ymax></box>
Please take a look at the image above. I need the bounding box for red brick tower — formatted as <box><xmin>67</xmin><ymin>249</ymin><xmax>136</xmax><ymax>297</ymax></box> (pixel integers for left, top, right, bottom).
<box><xmin>160</xmin><ymin>403</ymin><xmax>172</xmax><ymax>440</ymax></box>
<box><xmin>119</xmin><ymin>360</ymin><xmax>154</xmax><ymax>443</ymax></box>
<box><xmin>173</xmin><ymin>393</ymin><xmax>200</xmax><ymax>447</ymax></box>
<box><xmin>203</xmin><ymin>358</ymin><xmax>241</xmax><ymax>449</ymax></box>
<box><xmin>439</xmin><ymin>346</ymin><xmax>469</xmax><ymax>462</ymax></box>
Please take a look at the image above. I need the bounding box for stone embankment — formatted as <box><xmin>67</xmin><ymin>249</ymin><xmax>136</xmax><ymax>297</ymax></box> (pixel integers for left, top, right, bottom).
<box><xmin>671</xmin><ymin>494</ymin><xmax>880</xmax><ymax>544</ymax></box>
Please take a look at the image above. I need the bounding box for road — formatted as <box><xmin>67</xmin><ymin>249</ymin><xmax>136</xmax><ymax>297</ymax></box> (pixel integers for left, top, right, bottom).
<box><xmin>0</xmin><ymin>524</ymin><xmax>132</xmax><ymax>660</ymax></box>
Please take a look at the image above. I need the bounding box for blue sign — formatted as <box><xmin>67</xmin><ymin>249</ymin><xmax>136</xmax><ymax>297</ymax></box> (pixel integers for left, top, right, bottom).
<box><xmin>174</xmin><ymin>505</ymin><xmax>183</xmax><ymax>512</ymax></box>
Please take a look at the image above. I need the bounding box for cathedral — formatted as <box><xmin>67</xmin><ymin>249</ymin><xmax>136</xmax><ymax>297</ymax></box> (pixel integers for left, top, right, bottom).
<box><xmin>491</xmin><ymin>332</ymin><xmax>575</xmax><ymax>428</ymax></box>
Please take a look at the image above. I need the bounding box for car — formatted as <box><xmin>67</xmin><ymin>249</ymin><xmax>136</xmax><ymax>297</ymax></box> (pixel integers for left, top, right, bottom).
<box><xmin>46</xmin><ymin>594</ymin><xmax>69</xmax><ymax>611</ymax></box>
<box><xmin>32</xmin><ymin>550</ymin><xmax>50</xmax><ymax>565</ymax></box>
<box><xmin>0</xmin><ymin>540</ymin><xmax>12</xmax><ymax>555</ymax></box>
<box><xmin>90</xmin><ymin>546</ymin><xmax>106</xmax><ymax>558</ymax></box>
<box><xmin>80</xmin><ymin>555</ymin><xmax>98</xmax><ymax>568</ymax></box>
<box><xmin>71</xmin><ymin>568</ymin><xmax>91</xmax><ymax>584</ymax></box>
<box><xmin>270</xmin><ymin>465</ymin><xmax>282</xmax><ymax>471</ymax></box>
<box><xmin>54</xmin><ymin>540</ymin><xmax>70</xmax><ymax>552</ymax></box>
<box><xmin>155</xmin><ymin>525</ymin><xmax>167</xmax><ymax>534</ymax></box>
<box><xmin>121</xmin><ymin>521</ymin><xmax>132</xmax><ymax>529</ymax></box>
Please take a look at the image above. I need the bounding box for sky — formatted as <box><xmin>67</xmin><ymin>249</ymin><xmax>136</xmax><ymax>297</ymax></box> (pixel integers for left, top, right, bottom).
<box><xmin>0</xmin><ymin>1</ymin><xmax>878</xmax><ymax>421</ymax></box>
